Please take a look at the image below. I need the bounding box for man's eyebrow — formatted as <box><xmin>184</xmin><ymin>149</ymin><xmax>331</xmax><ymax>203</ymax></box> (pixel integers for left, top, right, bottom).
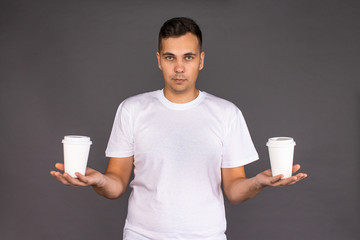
<box><xmin>162</xmin><ymin>52</ymin><xmax>175</xmax><ymax>56</ymax></box>
<box><xmin>161</xmin><ymin>52</ymin><xmax>197</xmax><ymax>56</ymax></box>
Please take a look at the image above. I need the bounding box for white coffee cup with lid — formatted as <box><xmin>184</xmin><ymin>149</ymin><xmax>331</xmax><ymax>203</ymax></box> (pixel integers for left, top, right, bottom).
<box><xmin>62</xmin><ymin>135</ymin><xmax>92</xmax><ymax>178</ymax></box>
<box><xmin>266</xmin><ymin>137</ymin><xmax>296</xmax><ymax>179</ymax></box>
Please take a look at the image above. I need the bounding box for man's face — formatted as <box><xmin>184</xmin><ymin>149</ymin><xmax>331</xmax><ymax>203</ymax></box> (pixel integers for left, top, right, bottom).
<box><xmin>157</xmin><ymin>33</ymin><xmax>205</xmax><ymax>95</ymax></box>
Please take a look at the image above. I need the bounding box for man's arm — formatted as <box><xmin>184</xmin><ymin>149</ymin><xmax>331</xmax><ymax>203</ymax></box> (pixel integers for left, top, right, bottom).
<box><xmin>50</xmin><ymin>156</ymin><xmax>134</xmax><ymax>200</ymax></box>
<box><xmin>221</xmin><ymin>164</ymin><xmax>307</xmax><ymax>204</ymax></box>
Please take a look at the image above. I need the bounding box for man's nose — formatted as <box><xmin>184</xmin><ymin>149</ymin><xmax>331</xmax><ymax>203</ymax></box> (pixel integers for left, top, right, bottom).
<box><xmin>175</xmin><ymin>60</ymin><xmax>185</xmax><ymax>73</ymax></box>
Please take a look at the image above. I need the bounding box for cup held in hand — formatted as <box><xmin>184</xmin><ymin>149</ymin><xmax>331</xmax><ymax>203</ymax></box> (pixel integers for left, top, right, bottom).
<box><xmin>266</xmin><ymin>137</ymin><xmax>296</xmax><ymax>179</ymax></box>
<box><xmin>62</xmin><ymin>135</ymin><xmax>92</xmax><ymax>178</ymax></box>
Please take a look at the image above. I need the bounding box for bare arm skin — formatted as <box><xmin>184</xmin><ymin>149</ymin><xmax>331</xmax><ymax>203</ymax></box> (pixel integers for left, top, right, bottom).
<box><xmin>50</xmin><ymin>156</ymin><xmax>134</xmax><ymax>200</ymax></box>
<box><xmin>221</xmin><ymin>164</ymin><xmax>307</xmax><ymax>204</ymax></box>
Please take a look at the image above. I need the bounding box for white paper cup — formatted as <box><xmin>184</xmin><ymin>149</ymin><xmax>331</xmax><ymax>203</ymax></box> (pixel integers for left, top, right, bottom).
<box><xmin>62</xmin><ymin>135</ymin><xmax>92</xmax><ymax>178</ymax></box>
<box><xmin>266</xmin><ymin>137</ymin><xmax>296</xmax><ymax>179</ymax></box>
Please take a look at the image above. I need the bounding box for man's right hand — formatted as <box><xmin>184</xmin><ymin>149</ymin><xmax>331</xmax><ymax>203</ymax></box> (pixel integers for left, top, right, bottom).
<box><xmin>50</xmin><ymin>157</ymin><xmax>134</xmax><ymax>199</ymax></box>
<box><xmin>50</xmin><ymin>163</ymin><xmax>105</xmax><ymax>187</ymax></box>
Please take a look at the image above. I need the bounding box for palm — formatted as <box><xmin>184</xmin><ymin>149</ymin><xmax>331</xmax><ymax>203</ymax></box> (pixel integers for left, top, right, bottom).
<box><xmin>50</xmin><ymin>163</ymin><xmax>103</xmax><ymax>187</ymax></box>
<box><xmin>256</xmin><ymin>164</ymin><xmax>307</xmax><ymax>187</ymax></box>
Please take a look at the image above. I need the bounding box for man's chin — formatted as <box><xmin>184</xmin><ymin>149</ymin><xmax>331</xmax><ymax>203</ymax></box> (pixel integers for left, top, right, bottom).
<box><xmin>167</xmin><ymin>85</ymin><xmax>191</xmax><ymax>94</ymax></box>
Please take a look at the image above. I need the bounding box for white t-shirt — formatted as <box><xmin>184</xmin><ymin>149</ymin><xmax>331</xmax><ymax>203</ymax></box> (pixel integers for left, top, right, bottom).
<box><xmin>105</xmin><ymin>89</ymin><xmax>259</xmax><ymax>240</ymax></box>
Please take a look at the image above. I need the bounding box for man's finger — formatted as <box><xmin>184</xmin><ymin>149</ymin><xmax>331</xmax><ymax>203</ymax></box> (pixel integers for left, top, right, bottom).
<box><xmin>63</xmin><ymin>173</ymin><xmax>87</xmax><ymax>187</ymax></box>
<box><xmin>51</xmin><ymin>171</ymin><xmax>71</xmax><ymax>186</ymax></box>
<box><xmin>55</xmin><ymin>163</ymin><xmax>65</xmax><ymax>171</ymax></box>
<box><xmin>75</xmin><ymin>172</ymin><xmax>90</xmax><ymax>185</ymax></box>
<box><xmin>292</xmin><ymin>164</ymin><xmax>301</xmax><ymax>173</ymax></box>
<box><xmin>270</xmin><ymin>174</ymin><xmax>283</xmax><ymax>184</ymax></box>
<box><xmin>295</xmin><ymin>173</ymin><xmax>307</xmax><ymax>181</ymax></box>
<box><xmin>273</xmin><ymin>176</ymin><xmax>297</xmax><ymax>186</ymax></box>
<box><xmin>286</xmin><ymin>176</ymin><xmax>299</xmax><ymax>185</ymax></box>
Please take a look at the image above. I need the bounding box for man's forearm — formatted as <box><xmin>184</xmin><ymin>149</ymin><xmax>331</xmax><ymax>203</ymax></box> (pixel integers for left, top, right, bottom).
<box><xmin>226</xmin><ymin>177</ymin><xmax>264</xmax><ymax>204</ymax></box>
<box><xmin>92</xmin><ymin>173</ymin><xmax>127</xmax><ymax>200</ymax></box>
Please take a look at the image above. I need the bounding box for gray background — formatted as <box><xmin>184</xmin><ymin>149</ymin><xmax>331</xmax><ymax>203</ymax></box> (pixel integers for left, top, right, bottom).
<box><xmin>1</xmin><ymin>0</ymin><xmax>359</xmax><ymax>239</ymax></box>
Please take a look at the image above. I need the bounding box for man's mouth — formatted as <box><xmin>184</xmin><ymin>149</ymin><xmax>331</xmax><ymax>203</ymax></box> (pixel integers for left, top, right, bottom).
<box><xmin>172</xmin><ymin>76</ymin><xmax>187</xmax><ymax>82</ymax></box>
<box><xmin>173</xmin><ymin>79</ymin><xmax>186</xmax><ymax>83</ymax></box>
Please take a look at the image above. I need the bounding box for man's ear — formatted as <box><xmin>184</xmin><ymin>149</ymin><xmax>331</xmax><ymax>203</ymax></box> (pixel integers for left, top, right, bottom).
<box><xmin>156</xmin><ymin>52</ymin><xmax>162</xmax><ymax>70</ymax></box>
<box><xmin>199</xmin><ymin>51</ymin><xmax>205</xmax><ymax>70</ymax></box>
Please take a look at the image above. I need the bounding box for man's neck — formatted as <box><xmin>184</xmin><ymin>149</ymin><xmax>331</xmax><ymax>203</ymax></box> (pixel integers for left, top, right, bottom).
<box><xmin>163</xmin><ymin>88</ymin><xmax>199</xmax><ymax>103</ymax></box>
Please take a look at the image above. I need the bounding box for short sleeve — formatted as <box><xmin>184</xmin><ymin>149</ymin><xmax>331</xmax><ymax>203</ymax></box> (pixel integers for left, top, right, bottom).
<box><xmin>105</xmin><ymin>101</ymin><xmax>134</xmax><ymax>158</ymax></box>
<box><xmin>221</xmin><ymin>108</ymin><xmax>259</xmax><ymax>168</ymax></box>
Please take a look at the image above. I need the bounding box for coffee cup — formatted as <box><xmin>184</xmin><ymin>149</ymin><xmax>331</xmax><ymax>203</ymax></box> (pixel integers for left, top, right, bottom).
<box><xmin>62</xmin><ymin>135</ymin><xmax>92</xmax><ymax>178</ymax></box>
<box><xmin>266</xmin><ymin>137</ymin><xmax>296</xmax><ymax>179</ymax></box>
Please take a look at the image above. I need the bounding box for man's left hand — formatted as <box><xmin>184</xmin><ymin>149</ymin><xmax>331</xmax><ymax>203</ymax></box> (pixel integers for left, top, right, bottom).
<box><xmin>255</xmin><ymin>164</ymin><xmax>307</xmax><ymax>188</ymax></box>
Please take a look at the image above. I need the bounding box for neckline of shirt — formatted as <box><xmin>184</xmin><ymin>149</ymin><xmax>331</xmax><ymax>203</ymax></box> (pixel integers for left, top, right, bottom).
<box><xmin>157</xmin><ymin>89</ymin><xmax>206</xmax><ymax>110</ymax></box>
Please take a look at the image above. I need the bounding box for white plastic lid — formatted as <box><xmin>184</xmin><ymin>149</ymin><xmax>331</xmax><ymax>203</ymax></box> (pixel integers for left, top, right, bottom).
<box><xmin>266</xmin><ymin>137</ymin><xmax>296</xmax><ymax>147</ymax></box>
<box><xmin>62</xmin><ymin>135</ymin><xmax>92</xmax><ymax>144</ymax></box>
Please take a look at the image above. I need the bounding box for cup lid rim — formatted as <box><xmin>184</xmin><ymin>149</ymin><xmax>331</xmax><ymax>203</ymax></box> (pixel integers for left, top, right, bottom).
<box><xmin>62</xmin><ymin>135</ymin><xmax>92</xmax><ymax>144</ymax></box>
<box><xmin>266</xmin><ymin>137</ymin><xmax>295</xmax><ymax>146</ymax></box>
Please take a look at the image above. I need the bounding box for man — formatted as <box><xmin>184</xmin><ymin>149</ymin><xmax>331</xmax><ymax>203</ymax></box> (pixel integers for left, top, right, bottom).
<box><xmin>51</xmin><ymin>17</ymin><xmax>307</xmax><ymax>240</ymax></box>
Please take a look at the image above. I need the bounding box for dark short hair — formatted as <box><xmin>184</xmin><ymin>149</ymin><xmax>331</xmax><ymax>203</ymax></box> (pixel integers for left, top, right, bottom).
<box><xmin>158</xmin><ymin>17</ymin><xmax>202</xmax><ymax>51</ymax></box>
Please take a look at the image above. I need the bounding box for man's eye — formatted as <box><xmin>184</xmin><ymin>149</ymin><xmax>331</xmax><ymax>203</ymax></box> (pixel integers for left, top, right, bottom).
<box><xmin>185</xmin><ymin>56</ymin><xmax>193</xmax><ymax>60</ymax></box>
<box><xmin>165</xmin><ymin>56</ymin><xmax>174</xmax><ymax>60</ymax></box>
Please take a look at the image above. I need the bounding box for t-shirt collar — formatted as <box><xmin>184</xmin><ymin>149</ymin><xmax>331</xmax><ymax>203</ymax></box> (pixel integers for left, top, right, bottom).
<box><xmin>158</xmin><ymin>88</ymin><xmax>206</xmax><ymax>110</ymax></box>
